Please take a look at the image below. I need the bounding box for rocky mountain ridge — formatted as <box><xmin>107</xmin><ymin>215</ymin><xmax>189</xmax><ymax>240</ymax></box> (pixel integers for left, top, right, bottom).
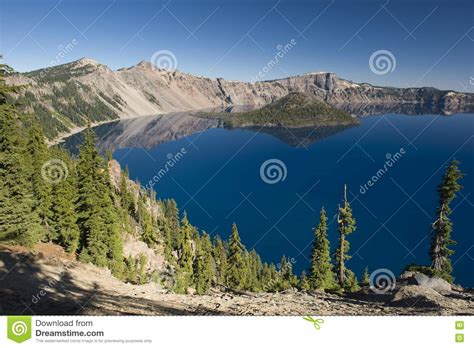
<box><xmin>6</xmin><ymin>57</ymin><xmax>474</xmax><ymax>139</ymax></box>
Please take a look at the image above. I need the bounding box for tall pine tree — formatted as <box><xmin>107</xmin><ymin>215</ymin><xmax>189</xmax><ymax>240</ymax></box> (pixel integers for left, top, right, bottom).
<box><xmin>278</xmin><ymin>255</ymin><xmax>298</xmax><ymax>290</ymax></box>
<box><xmin>164</xmin><ymin>199</ymin><xmax>180</xmax><ymax>249</ymax></box>
<box><xmin>26</xmin><ymin>120</ymin><xmax>51</xmax><ymax>240</ymax></box>
<box><xmin>49</xmin><ymin>148</ymin><xmax>80</xmax><ymax>253</ymax></box>
<box><xmin>213</xmin><ymin>235</ymin><xmax>227</xmax><ymax>285</ymax></box>
<box><xmin>429</xmin><ymin>160</ymin><xmax>463</xmax><ymax>282</ymax></box>
<box><xmin>175</xmin><ymin>212</ymin><xmax>194</xmax><ymax>292</ymax></box>
<box><xmin>137</xmin><ymin>194</ymin><xmax>156</xmax><ymax>246</ymax></box>
<box><xmin>76</xmin><ymin>129</ymin><xmax>123</xmax><ymax>276</ymax></box>
<box><xmin>309</xmin><ymin>207</ymin><xmax>335</xmax><ymax>290</ymax></box>
<box><xmin>246</xmin><ymin>249</ymin><xmax>263</xmax><ymax>291</ymax></box>
<box><xmin>193</xmin><ymin>232</ymin><xmax>213</xmax><ymax>294</ymax></box>
<box><xmin>161</xmin><ymin>217</ymin><xmax>174</xmax><ymax>263</ymax></box>
<box><xmin>119</xmin><ymin>165</ymin><xmax>135</xmax><ymax>217</ymax></box>
<box><xmin>261</xmin><ymin>262</ymin><xmax>279</xmax><ymax>292</ymax></box>
<box><xmin>334</xmin><ymin>185</ymin><xmax>359</xmax><ymax>291</ymax></box>
<box><xmin>225</xmin><ymin>223</ymin><xmax>247</xmax><ymax>289</ymax></box>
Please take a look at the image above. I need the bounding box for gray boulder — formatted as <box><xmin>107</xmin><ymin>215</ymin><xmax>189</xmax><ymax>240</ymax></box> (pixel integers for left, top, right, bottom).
<box><xmin>391</xmin><ymin>285</ymin><xmax>445</xmax><ymax>308</ymax></box>
<box><xmin>407</xmin><ymin>273</ymin><xmax>452</xmax><ymax>293</ymax></box>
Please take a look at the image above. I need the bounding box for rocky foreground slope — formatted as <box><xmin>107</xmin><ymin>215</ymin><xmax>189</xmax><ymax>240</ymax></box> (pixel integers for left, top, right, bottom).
<box><xmin>6</xmin><ymin>58</ymin><xmax>473</xmax><ymax>139</ymax></box>
<box><xmin>1</xmin><ymin>244</ymin><xmax>472</xmax><ymax>316</ymax></box>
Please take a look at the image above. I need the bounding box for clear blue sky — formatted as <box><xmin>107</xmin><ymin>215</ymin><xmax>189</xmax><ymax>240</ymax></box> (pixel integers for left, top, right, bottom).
<box><xmin>1</xmin><ymin>0</ymin><xmax>473</xmax><ymax>91</ymax></box>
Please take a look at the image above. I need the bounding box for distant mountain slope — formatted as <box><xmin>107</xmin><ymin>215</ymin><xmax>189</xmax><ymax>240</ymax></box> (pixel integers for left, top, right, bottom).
<box><xmin>6</xmin><ymin>57</ymin><xmax>473</xmax><ymax>139</ymax></box>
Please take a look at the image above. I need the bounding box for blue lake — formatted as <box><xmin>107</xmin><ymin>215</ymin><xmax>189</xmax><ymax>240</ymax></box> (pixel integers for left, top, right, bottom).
<box><xmin>64</xmin><ymin>113</ymin><xmax>474</xmax><ymax>286</ymax></box>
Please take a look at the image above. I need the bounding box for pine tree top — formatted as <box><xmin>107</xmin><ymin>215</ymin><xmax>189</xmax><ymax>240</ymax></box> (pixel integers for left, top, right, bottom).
<box><xmin>438</xmin><ymin>160</ymin><xmax>463</xmax><ymax>207</ymax></box>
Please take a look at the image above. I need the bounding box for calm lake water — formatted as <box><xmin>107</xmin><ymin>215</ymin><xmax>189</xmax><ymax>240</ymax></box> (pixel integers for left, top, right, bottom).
<box><xmin>64</xmin><ymin>113</ymin><xmax>474</xmax><ymax>286</ymax></box>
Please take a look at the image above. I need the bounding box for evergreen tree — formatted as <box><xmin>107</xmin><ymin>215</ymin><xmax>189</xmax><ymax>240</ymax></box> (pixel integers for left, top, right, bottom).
<box><xmin>164</xmin><ymin>199</ymin><xmax>180</xmax><ymax>249</ymax></box>
<box><xmin>334</xmin><ymin>185</ymin><xmax>358</xmax><ymax>291</ymax></box>
<box><xmin>260</xmin><ymin>263</ymin><xmax>272</xmax><ymax>290</ymax></box>
<box><xmin>361</xmin><ymin>266</ymin><xmax>370</xmax><ymax>286</ymax></box>
<box><xmin>345</xmin><ymin>272</ymin><xmax>359</xmax><ymax>292</ymax></box>
<box><xmin>175</xmin><ymin>213</ymin><xmax>194</xmax><ymax>292</ymax></box>
<box><xmin>156</xmin><ymin>200</ymin><xmax>173</xmax><ymax>263</ymax></box>
<box><xmin>261</xmin><ymin>262</ymin><xmax>279</xmax><ymax>292</ymax></box>
<box><xmin>76</xmin><ymin>129</ymin><xmax>108</xmax><ymax>265</ymax></box>
<box><xmin>119</xmin><ymin>165</ymin><xmax>135</xmax><ymax>217</ymax></box>
<box><xmin>49</xmin><ymin>149</ymin><xmax>80</xmax><ymax>253</ymax></box>
<box><xmin>298</xmin><ymin>271</ymin><xmax>311</xmax><ymax>291</ymax></box>
<box><xmin>278</xmin><ymin>255</ymin><xmax>298</xmax><ymax>290</ymax></box>
<box><xmin>212</xmin><ymin>235</ymin><xmax>227</xmax><ymax>285</ymax></box>
<box><xmin>309</xmin><ymin>207</ymin><xmax>335</xmax><ymax>290</ymax></box>
<box><xmin>225</xmin><ymin>223</ymin><xmax>247</xmax><ymax>289</ymax></box>
<box><xmin>26</xmin><ymin>120</ymin><xmax>51</xmax><ymax>240</ymax></box>
<box><xmin>161</xmin><ymin>218</ymin><xmax>174</xmax><ymax>263</ymax></box>
<box><xmin>102</xmin><ymin>157</ymin><xmax>125</xmax><ymax>276</ymax></box>
<box><xmin>246</xmin><ymin>249</ymin><xmax>263</xmax><ymax>291</ymax></box>
<box><xmin>76</xmin><ymin>129</ymin><xmax>123</xmax><ymax>276</ymax></box>
<box><xmin>193</xmin><ymin>232</ymin><xmax>213</xmax><ymax>294</ymax></box>
<box><xmin>124</xmin><ymin>254</ymin><xmax>149</xmax><ymax>285</ymax></box>
<box><xmin>0</xmin><ymin>62</ymin><xmax>42</xmax><ymax>246</ymax></box>
<box><xmin>429</xmin><ymin>160</ymin><xmax>464</xmax><ymax>282</ymax></box>
<box><xmin>190</xmin><ymin>224</ymin><xmax>199</xmax><ymax>242</ymax></box>
<box><xmin>137</xmin><ymin>194</ymin><xmax>156</xmax><ymax>246</ymax></box>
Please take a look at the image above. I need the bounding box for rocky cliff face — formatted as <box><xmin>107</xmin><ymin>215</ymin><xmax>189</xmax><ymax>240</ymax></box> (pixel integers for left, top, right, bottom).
<box><xmin>6</xmin><ymin>58</ymin><xmax>473</xmax><ymax>139</ymax></box>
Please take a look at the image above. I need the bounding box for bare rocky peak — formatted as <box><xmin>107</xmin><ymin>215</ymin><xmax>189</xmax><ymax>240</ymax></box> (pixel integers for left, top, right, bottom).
<box><xmin>74</xmin><ymin>57</ymin><xmax>101</xmax><ymax>67</ymax></box>
<box><xmin>51</xmin><ymin>57</ymin><xmax>106</xmax><ymax>74</ymax></box>
<box><xmin>121</xmin><ymin>60</ymin><xmax>155</xmax><ymax>71</ymax></box>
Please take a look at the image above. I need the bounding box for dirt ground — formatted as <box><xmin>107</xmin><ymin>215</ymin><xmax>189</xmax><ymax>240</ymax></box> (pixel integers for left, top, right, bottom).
<box><xmin>0</xmin><ymin>244</ymin><xmax>472</xmax><ymax>316</ymax></box>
